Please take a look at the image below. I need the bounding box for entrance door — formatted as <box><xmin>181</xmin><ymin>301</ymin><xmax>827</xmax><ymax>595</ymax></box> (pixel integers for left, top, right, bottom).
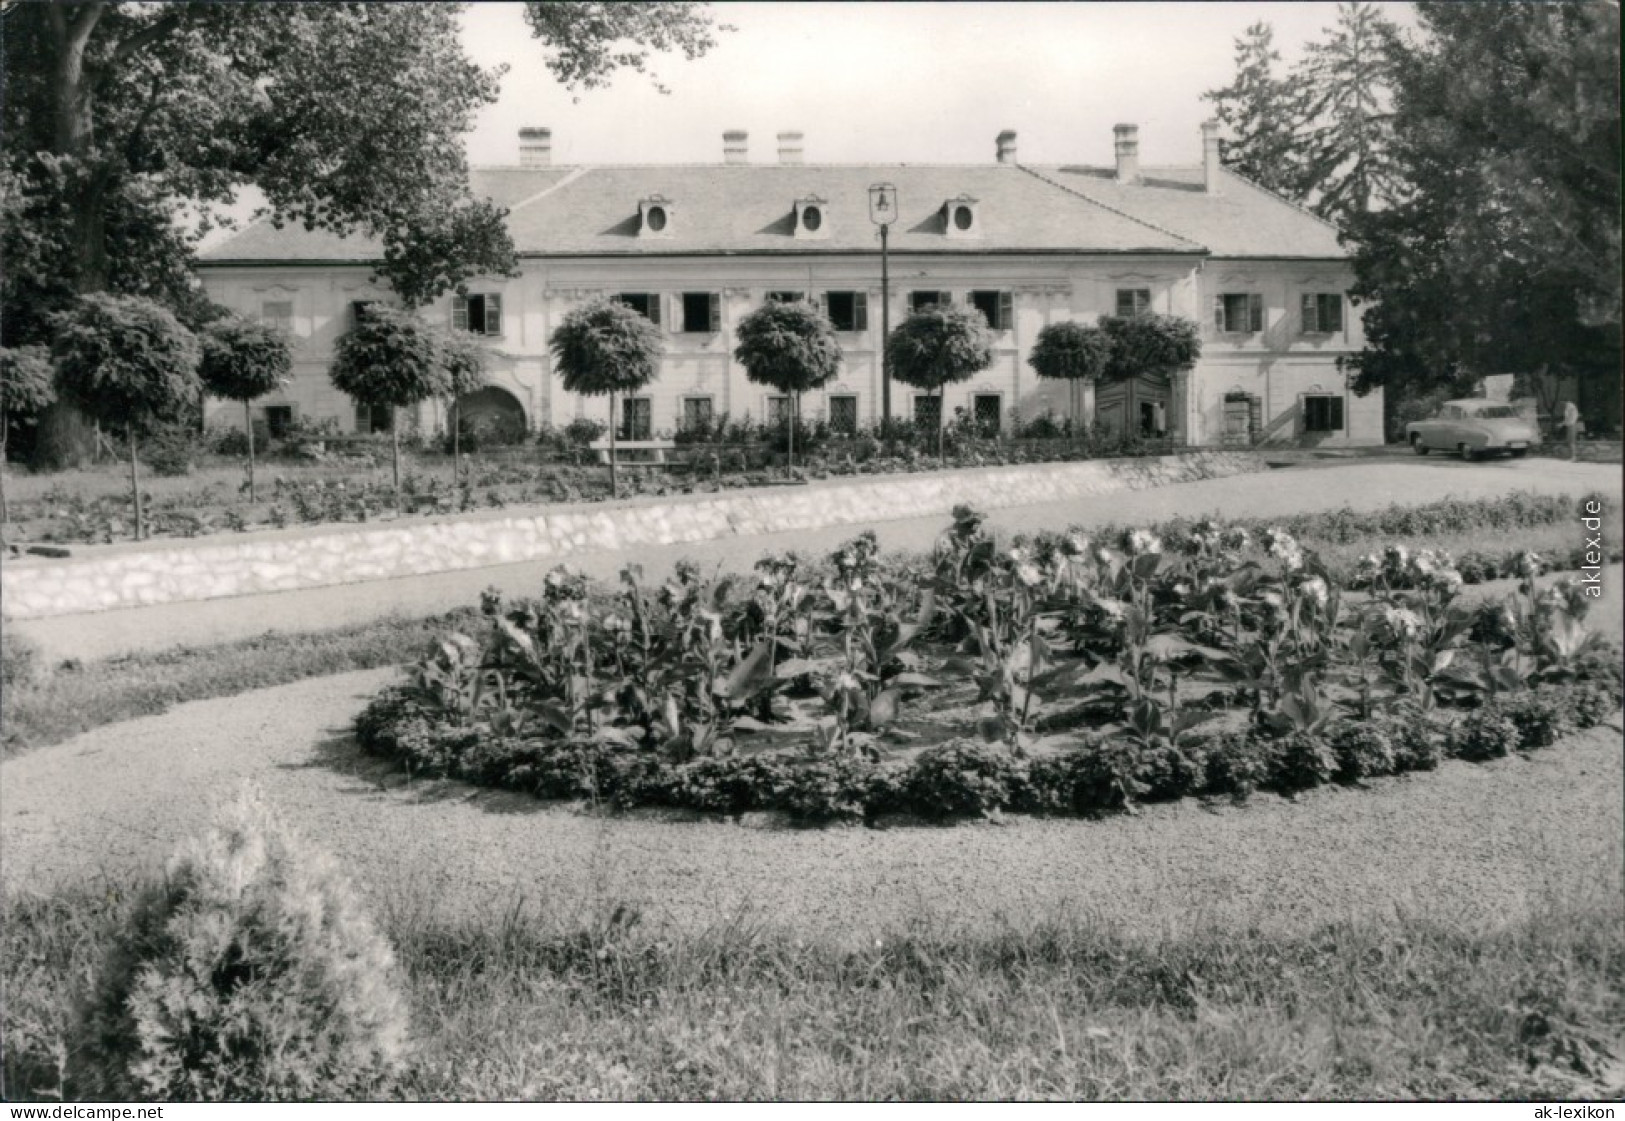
<box><xmin>620</xmin><ymin>397</ymin><xmax>652</xmax><ymax>440</ymax></box>
<box><xmin>1094</xmin><ymin>374</ymin><xmax>1170</xmax><ymax>440</ymax></box>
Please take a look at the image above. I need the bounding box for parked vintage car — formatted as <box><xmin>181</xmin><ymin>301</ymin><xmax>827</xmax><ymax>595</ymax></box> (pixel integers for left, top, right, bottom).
<box><xmin>1406</xmin><ymin>400</ymin><xmax>1539</xmax><ymax>459</ymax></box>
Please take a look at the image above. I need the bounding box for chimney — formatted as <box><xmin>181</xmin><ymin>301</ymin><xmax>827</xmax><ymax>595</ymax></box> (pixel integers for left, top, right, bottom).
<box><xmin>995</xmin><ymin>129</ymin><xmax>1018</xmax><ymax>165</ymax></box>
<box><xmin>1201</xmin><ymin>119</ymin><xmax>1222</xmax><ymax>194</ymax></box>
<box><xmin>518</xmin><ymin>127</ymin><xmax>552</xmax><ymax>168</ymax></box>
<box><xmin>776</xmin><ymin>130</ymin><xmax>805</xmax><ymax>165</ymax></box>
<box><xmin>723</xmin><ymin>129</ymin><xmax>749</xmax><ymax>164</ymax></box>
<box><xmin>1113</xmin><ymin>123</ymin><xmax>1140</xmax><ymax>184</ymax></box>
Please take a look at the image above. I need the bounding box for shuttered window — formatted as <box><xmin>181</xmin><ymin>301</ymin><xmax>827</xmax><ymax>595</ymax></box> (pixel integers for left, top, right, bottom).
<box><xmin>615</xmin><ymin>292</ymin><xmax>662</xmax><ymax>326</ymax></box>
<box><xmin>910</xmin><ymin>291</ymin><xmax>952</xmax><ymax>313</ymax></box>
<box><xmin>1115</xmin><ymin>288</ymin><xmax>1152</xmax><ymax>317</ymax></box>
<box><xmin>452</xmin><ymin>293</ymin><xmax>503</xmax><ymax>336</ymax></box>
<box><xmin>680</xmin><ymin>292</ymin><xmax>721</xmax><ymax>333</ymax></box>
<box><xmin>1300</xmin><ymin>293</ymin><xmax>1344</xmax><ymax>334</ymax></box>
<box><xmin>970</xmin><ymin>290</ymin><xmax>1014</xmax><ymax>331</ymax></box>
<box><xmin>1215</xmin><ymin>293</ymin><xmax>1265</xmax><ymax>333</ymax></box>
<box><xmin>823</xmin><ymin>291</ymin><xmax>868</xmax><ymax>332</ymax></box>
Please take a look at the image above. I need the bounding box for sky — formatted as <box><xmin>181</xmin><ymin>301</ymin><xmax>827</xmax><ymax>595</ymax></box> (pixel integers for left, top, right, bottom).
<box><xmin>461</xmin><ymin>1</ymin><xmax>1420</xmax><ymax>168</ymax></box>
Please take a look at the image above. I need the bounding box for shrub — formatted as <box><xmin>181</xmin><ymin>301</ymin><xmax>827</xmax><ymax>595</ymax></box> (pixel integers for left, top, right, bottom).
<box><xmin>353</xmin><ymin>687</ymin><xmax>436</xmax><ymax>762</ymax></box>
<box><xmin>1201</xmin><ymin>731</ymin><xmax>1271</xmax><ymax>801</ymax></box>
<box><xmin>142</xmin><ymin>422</ymin><xmax>201</xmax><ymax>477</ymax></box>
<box><xmin>73</xmin><ymin>786</ymin><xmax>408</xmax><ymax>1101</ymax></box>
<box><xmin>1134</xmin><ymin>741</ymin><xmax>1207</xmax><ymax>801</ymax></box>
<box><xmin>209</xmin><ymin>427</ymin><xmax>252</xmax><ymax>457</ymax></box>
<box><xmin>1020</xmin><ymin>739</ymin><xmax>1144</xmax><ymax>816</ymax></box>
<box><xmin>1489</xmin><ymin>691</ymin><xmax>1574</xmax><ymax>752</ymax></box>
<box><xmin>1560</xmin><ymin>681</ymin><xmax>1622</xmax><ymax>729</ymax></box>
<box><xmin>2</xmin><ymin>629</ymin><xmax>42</xmax><ymax>690</ymax></box>
<box><xmin>1450</xmin><ymin>708</ymin><xmax>1522</xmax><ymax>761</ymax></box>
<box><xmin>1269</xmin><ymin>730</ymin><xmax>1337</xmax><ymax>792</ymax></box>
<box><xmin>675</xmin><ymin>754</ymin><xmax>780</xmax><ymax>816</ymax></box>
<box><xmin>1377</xmin><ymin>713</ymin><xmax>1445</xmax><ymax>772</ymax></box>
<box><xmin>1326</xmin><ymin>722</ymin><xmax>1397</xmax><ymax>782</ymax></box>
<box><xmin>904</xmin><ymin>740</ymin><xmax>1025</xmax><ymax>819</ymax></box>
<box><xmin>775</xmin><ymin>756</ymin><xmax>892</xmax><ymax>824</ymax></box>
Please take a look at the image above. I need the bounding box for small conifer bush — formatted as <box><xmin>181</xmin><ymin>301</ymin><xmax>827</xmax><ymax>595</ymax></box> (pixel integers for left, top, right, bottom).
<box><xmin>73</xmin><ymin>786</ymin><xmax>408</xmax><ymax>1101</ymax></box>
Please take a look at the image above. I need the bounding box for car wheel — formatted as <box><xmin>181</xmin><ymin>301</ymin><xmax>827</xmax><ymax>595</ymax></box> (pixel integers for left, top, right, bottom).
<box><xmin>1457</xmin><ymin>443</ymin><xmax>1476</xmax><ymax>461</ymax></box>
<box><xmin>1411</xmin><ymin>435</ymin><xmax>1429</xmax><ymax>456</ymax></box>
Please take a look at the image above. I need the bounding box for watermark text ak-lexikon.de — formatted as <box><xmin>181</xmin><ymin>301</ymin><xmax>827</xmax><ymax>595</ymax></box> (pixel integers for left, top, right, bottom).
<box><xmin>1580</xmin><ymin>499</ymin><xmax>1607</xmax><ymax>598</ymax></box>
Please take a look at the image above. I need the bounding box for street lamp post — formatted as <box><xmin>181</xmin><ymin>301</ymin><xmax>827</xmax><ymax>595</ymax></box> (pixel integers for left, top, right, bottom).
<box><xmin>868</xmin><ymin>183</ymin><xmax>897</xmax><ymax>427</ymax></box>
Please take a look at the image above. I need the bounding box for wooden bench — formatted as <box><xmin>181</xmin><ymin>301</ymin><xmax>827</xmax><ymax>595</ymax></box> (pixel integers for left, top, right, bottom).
<box><xmin>588</xmin><ymin>439</ymin><xmax>677</xmax><ymax>467</ymax></box>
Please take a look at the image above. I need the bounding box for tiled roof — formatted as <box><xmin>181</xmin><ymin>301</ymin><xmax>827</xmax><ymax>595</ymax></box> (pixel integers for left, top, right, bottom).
<box><xmin>199</xmin><ymin>161</ymin><xmax>1343</xmax><ymax>264</ymax></box>
<box><xmin>1029</xmin><ymin>164</ymin><xmax>1347</xmax><ymax>259</ymax></box>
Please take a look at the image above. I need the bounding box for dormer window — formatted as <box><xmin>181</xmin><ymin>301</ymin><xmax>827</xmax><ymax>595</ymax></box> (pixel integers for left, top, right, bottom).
<box><xmin>943</xmin><ymin>195</ymin><xmax>981</xmax><ymax>239</ymax></box>
<box><xmin>793</xmin><ymin>196</ymin><xmax>829</xmax><ymax>240</ymax></box>
<box><xmin>639</xmin><ymin>195</ymin><xmax>674</xmax><ymax>238</ymax></box>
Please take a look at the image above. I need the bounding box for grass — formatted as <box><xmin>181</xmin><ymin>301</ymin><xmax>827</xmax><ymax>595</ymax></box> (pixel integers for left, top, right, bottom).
<box><xmin>0</xmin><ymin>609</ymin><xmax>475</xmax><ymax>759</ymax></box>
<box><xmin>4</xmin><ymin>877</ymin><xmax>1620</xmax><ymax>1101</ymax></box>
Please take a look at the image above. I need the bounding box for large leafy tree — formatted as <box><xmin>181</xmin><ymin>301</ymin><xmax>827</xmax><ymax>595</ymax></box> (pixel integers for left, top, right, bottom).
<box><xmin>885</xmin><ymin>304</ymin><xmax>995</xmax><ymax>462</ymax></box>
<box><xmin>1343</xmin><ymin>1</ymin><xmax>1621</xmax><ymax>411</ymax></box>
<box><xmin>549</xmin><ymin>297</ymin><xmax>664</xmax><ymax>499</ymax></box>
<box><xmin>733</xmin><ymin>300</ymin><xmax>842</xmax><ymax>466</ymax></box>
<box><xmin>330</xmin><ymin>306</ymin><xmax>451</xmax><ymax>505</ymax></box>
<box><xmin>52</xmin><ymin>294</ymin><xmax>201</xmax><ymax>539</ymax></box>
<box><xmin>198</xmin><ymin>317</ymin><xmax>293</xmax><ymax>504</ymax></box>
<box><xmin>1202</xmin><ymin>22</ymin><xmax>1307</xmax><ymax>198</ymax></box>
<box><xmin>0</xmin><ymin>346</ymin><xmax>57</xmax><ymax>526</ymax></box>
<box><xmin>1027</xmin><ymin>321</ymin><xmax>1112</xmax><ymax>425</ymax></box>
<box><xmin>2</xmin><ymin>1</ymin><xmax>729</xmax><ymax>340</ymax></box>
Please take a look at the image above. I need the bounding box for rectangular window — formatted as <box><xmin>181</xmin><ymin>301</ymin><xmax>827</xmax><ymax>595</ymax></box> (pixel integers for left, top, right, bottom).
<box><xmin>453</xmin><ymin>293</ymin><xmax>503</xmax><ymax>337</ymax></box>
<box><xmin>1300</xmin><ymin>293</ymin><xmax>1344</xmax><ymax>334</ymax></box>
<box><xmin>620</xmin><ymin>396</ymin><xmax>653</xmax><ymax>441</ymax></box>
<box><xmin>351</xmin><ymin>300</ymin><xmax>377</xmax><ymax>327</ymax></box>
<box><xmin>355</xmin><ymin>403</ymin><xmax>393</xmax><ymax>434</ymax></box>
<box><xmin>263</xmin><ymin>405</ymin><xmax>295</xmax><ymax>440</ymax></box>
<box><xmin>766</xmin><ymin>395</ymin><xmax>792</xmax><ymax>425</ymax></box>
<box><xmin>1215</xmin><ymin>293</ymin><xmax>1265</xmax><ymax>333</ymax></box>
<box><xmin>828</xmin><ymin>394</ymin><xmax>859</xmax><ymax>434</ymax></box>
<box><xmin>1303</xmin><ymin>395</ymin><xmax>1345</xmax><ymax>433</ymax></box>
<box><xmin>681</xmin><ymin>396</ymin><xmax>714</xmax><ymax>431</ymax></box>
<box><xmin>913</xmin><ymin>394</ymin><xmax>942</xmax><ymax>430</ymax></box>
<box><xmin>822</xmin><ymin>291</ymin><xmax>869</xmax><ymax>332</ymax></box>
<box><xmin>680</xmin><ymin>292</ymin><xmax>721</xmax><ymax>333</ymax></box>
<box><xmin>767</xmin><ymin>291</ymin><xmax>807</xmax><ymax>304</ymax></box>
<box><xmin>1115</xmin><ymin>288</ymin><xmax>1152</xmax><ymax>318</ymax></box>
<box><xmin>260</xmin><ymin>300</ymin><xmax>294</xmax><ymax>337</ymax></box>
<box><xmin>969</xmin><ymin>290</ymin><xmax>1013</xmax><ymax>331</ymax></box>
<box><xmin>910</xmin><ymin>290</ymin><xmax>952</xmax><ymax>313</ymax></box>
<box><xmin>972</xmin><ymin>393</ymin><xmax>1002</xmax><ymax>435</ymax></box>
<box><xmin>615</xmin><ymin>292</ymin><xmax>662</xmax><ymax>325</ymax></box>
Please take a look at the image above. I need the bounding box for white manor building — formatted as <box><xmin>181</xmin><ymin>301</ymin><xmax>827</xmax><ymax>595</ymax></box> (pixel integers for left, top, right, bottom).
<box><xmin>196</xmin><ymin>122</ymin><xmax>1381</xmax><ymax>448</ymax></box>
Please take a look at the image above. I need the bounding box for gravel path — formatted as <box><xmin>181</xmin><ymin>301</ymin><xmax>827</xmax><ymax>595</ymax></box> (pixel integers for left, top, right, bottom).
<box><xmin>14</xmin><ymin>456</ymin><xmax>1618</xmax><ymax>663</ymax></box>
<box><xmin>5</xmin><ymin>663</ymin><xmax>1620</xmax><ymax>944</ymax></box>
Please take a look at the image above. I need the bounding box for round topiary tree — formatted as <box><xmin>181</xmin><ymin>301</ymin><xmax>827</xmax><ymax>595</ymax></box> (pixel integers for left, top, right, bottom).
<box><xmin>437</xmin><ymin>326</ymin><xmax>488</xmax><ymax>486</ymax></box>
<box><xmin>548</xmin><ymin>296</ymin><xmax>663</xmax><ymax>499</ymax></box>
<box><xmin>1099</xmin><ymin>313</ymin><xmax>1202</xmax><ymax>384</ymax></box>
<box><xmin>1027</xmin><ymin>320</ymin><xmax>1112</xmax><ymax>429</ymax></box>
<box><xmin>73</xmin><ymin>785</ymin><xmax>409</xmax><ymax>1101</ymax></box>
<box><xmin>885</xmin><ymin>303</ymin><xmax>995</xmax><ymax>461</ymax></box>
<box><xmin>0</xmin><ymin>344</ymin><xmax>57</xmax><ymax>528</ymax></box>
<box><xmin>733</xmin><ymin>299</ymin><xmax>842</xmax><ymax>467</ymax></box>
<box><xmin>330</xmin><ymin>304</ymin><xmax>450</xmax><ymax>506</ymax></box>
<box><xmin>198</xmin><ymin>317</ymin><xmax>293</xmax><ymax>504</ymax></box>
<box><xmin>51</xmin><ymin>294</ymin><xmax>201</xmax><ymax>539</ymax></box>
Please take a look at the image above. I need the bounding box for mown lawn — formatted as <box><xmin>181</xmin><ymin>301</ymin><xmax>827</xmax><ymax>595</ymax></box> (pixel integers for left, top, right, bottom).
<box><xmin>3</xmin><ymin>875</ymin><xmax>1620</xmax><ymax>1101</ymax></box>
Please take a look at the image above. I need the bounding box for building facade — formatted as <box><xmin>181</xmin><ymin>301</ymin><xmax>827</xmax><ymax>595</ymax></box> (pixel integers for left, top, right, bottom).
<box><xmin>196</xmin><ymin>122</ymin><xmax>1380</xmax><ymax>448</ymax></box>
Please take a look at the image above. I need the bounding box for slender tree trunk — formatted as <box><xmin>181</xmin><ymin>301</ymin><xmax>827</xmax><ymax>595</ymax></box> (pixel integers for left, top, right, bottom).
<box><xmin>1</xmin><ymin>398</ymin><xmax>9</xmax><ymax>530</ymax></box>
<box><xmin>451</xmin><ymin>398</ymin><xmax>461</xmax><ymax>487</ymax></box>
<box><xmin>391</xmin><ymin>408</ymin><xmax>401</xmax><ymax>512</ymax></box>
<box><xmin>608</xmin><ymin>392</ymin><xmax>619</xmax><ymax>499</ymax></box>
<box><xmin>938</xmin><ymin>387</ymin><xmax>946</xmax><ymax>463</ymax></box>
<box><xmin>128</xmin><ymin>432</ymin><xmax>143</xmax><ymax>540</ymax></box>
<box><xmin>244</xmin><ymin>400</ymin><xmax>257</xmax><ymax>505</ymax></box>
<box><xmin>788</xmin><ymin>393</ymin><xmax>797</xmax><ymax>468</ymax></box>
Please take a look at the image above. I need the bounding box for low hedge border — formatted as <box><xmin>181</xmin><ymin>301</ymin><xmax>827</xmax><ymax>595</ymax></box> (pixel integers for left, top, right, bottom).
<box><xmin>354</xmin><ymin>676</ymin><xmax>1622</xmax><ymax>827</ymax></box>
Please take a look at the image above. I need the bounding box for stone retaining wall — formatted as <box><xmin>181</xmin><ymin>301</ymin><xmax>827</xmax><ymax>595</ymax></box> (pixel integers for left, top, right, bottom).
<box><xmin>2</xmin><ymin>452</ymin><xmax>1262</xmax><ymax>620</ymax></box>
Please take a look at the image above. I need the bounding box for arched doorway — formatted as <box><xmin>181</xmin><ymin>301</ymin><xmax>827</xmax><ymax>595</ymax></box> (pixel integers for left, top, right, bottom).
<box><xmin>450</xmin><ymin>386</ymin><xmax>527</xmax><ymax>446</ymax></box>
<box><xmin>1095</xmin><ymin>372</ymin><xmax>1171</xmax><ymax>440</ymax></box>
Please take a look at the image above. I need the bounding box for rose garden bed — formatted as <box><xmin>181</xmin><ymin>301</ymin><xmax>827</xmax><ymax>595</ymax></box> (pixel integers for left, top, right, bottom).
<box><xmin>354</xmin><ymin>499</ymin><xmax>1624</xmax><ymax>826</ymax></box>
